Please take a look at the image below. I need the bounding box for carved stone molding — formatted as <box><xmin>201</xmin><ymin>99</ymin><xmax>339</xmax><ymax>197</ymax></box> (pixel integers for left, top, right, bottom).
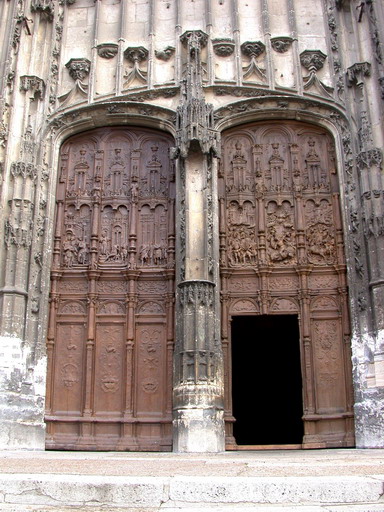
<box><xmin>60</xmin><ymin>58</ymin><xmax>91</xmax><ymax>103</ymax></box>
<box><xmin>19</xmin><ymin>75</ymin><xmax>45</xmax><ymax>100</ymax></box>
<box><xmin>123</xmin><ymin>47</ymin><xmax>149</xmax><ymax>87</ymax></box>
<box><xmin>356</xmin><ymin>148</ymin><xmax>383</xmax><ymax>171</ymax></box>
<box><xmin>300</xmin><ymin>50</ymin><xmax>327</xmax><ymax>72</ymax></box>
<box><xmin>180</xmin><ymin>30</ymin><xmax>208</xmax><ymax>50</ymax></box>
<box><xmin>240</xmin><ymin>41</ymin><xmax>266</xmax><ymax>81</ymax></box>
<box><xmin>212</xmin><ymin>38</ymin><xmax>235</xmax><ymax>57</ymax></box>
<box><xmin>31</xmin><ymin>0</ymin><xmax>54</xmax><ymax>21</ymax></box>
<box><xmin>178</xmin><ymin>280</ymin><xmax>215</xmax><ymax>307</ymax></box>
<box><xmin>300</xmin><ymin>50</ymin><xmax>333</xmax><ymax>96</ymax></box>
<box><xmin>124</xmin><ymin>46</ymin><xmax>148</xmax><ymax>64</ymax></box>
<box><xmin>97</xmin><ymin>43</ymin><xmax>118</xmax><ymax>59</ymax></box>
<box><xmin>346</xmin><ymin>62</ymin><xmax>371</xmax><ymax>87</ymax></box>
<box><xmin>155</xmin><ymin>46</ymin><xmax>175</xmax><ymax>61</ymax></box>
<box><xmin>65</xmin><ymin>58</ymin><xmax>91</xmax><ymax>82</ymax></box>
<box><xmin>10</xmin><ymin>161</ymin><xmax>37</xmax><ymax>180</ymax></box>
<box><xmin>270</xmin><ymin>37</ymin><xmax>293</xmax><ymax>53</ymax></box>
<box><xmin>13</xmin><ymin>15</ymin><xmax>32</xmax><ymax>55</ymax></box>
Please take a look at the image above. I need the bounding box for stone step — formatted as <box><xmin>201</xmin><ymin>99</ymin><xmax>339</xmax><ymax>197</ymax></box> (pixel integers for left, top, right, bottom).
<box><xmin>0</xmin><ymin>474</ymin><xmax>383</xmax><ymax>511</ymax></box>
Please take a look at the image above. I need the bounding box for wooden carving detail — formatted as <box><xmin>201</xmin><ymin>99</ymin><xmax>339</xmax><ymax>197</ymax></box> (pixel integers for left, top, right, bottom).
<box><xmin>46</xmin><ymin>127</ymin><xmax>174</xmax><ymax>451</ymax></box>
<box><xmin>220</xmin><ymin>121</ymin><xmax>354</xmax><ymax>449</ymax></box>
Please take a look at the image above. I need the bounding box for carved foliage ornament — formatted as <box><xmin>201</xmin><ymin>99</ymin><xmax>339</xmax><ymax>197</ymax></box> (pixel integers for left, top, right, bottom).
<box><xmin>270</xmin><ymin>37</ymin><xmax>293</xmax><ymax>53</ymax></box>
<box><xmin>155</xmin><ymin>46</ymin><xmax>175</xmax><ymax>61</ymax></box>
<box><xmin>346</xmin><ymin>62</ymin><xmax>371</xmax><ymax>87</ymax></box>
<box><xmin>212</xmin><ymin>38</ymin><xmax>235</xmax><ymax>57</ymax></box>
<box><xmin>300</xmin><ymin>50</ymin><xmax>333</xmax><ymax>96</ymax></box>
<box><xmin>31</xmin><ymin>0</ymin><xmax>54</xmax><ymax>21</ymax></box>
<box><xmin>180</xmin><ymin>30</ymin><xmax>208</xmax><ymax>51</ymax></box>
<box><xmin>241</xmin><ymin>41</ymin><xmax>266</xmax><ymax>81</ymax></box>
<box><xmin>20</xmin><ymin>75</ymin><xmax>45</xmax><ymax>100</ymax></box>
<box><xmin>66</xmin><ymin>58</ymin><xmax>91</xmax><ymax>81</ymax></box>
<box><xmin>97</xmin><ymin>43</ymin><xmax>118</xmax><ymax>59</ymax></box>
<box><xmin>124</xmin><ymin>47</ymin><xmax>149</xmax><ymax>86</ymax></box>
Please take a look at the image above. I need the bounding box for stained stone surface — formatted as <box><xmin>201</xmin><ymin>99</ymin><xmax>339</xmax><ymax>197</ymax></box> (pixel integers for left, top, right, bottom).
<box><xmin>0</xmin><ymin>0</ymin><xmax>383</xmax><ymax>451</ymax></box>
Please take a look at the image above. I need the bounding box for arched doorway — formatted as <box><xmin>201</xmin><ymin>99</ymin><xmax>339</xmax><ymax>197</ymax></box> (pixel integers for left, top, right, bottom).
<box><xmin>219</xmin><ymin>121</ymin><xmax>355</xmax><ymax>449</ymax></box>
<box><xmin>45</xmin><ymin>127</ymin><xmax>175</xmax><ymax>451</ymax></box>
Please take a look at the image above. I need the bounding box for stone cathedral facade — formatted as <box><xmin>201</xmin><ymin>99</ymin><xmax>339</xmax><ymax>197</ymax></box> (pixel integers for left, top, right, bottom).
<box><xmin>0</xmin><ymin>0</ymin><xmax>383</xmax><ymax>452</ymax></box>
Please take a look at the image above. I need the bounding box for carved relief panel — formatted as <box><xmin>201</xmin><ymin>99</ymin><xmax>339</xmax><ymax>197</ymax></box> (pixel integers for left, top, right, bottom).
<box><xmin>46</xmin><ymin>127</ymin><xmax>175</xmax><ymax>451</ymax></box>
<box><xmin>220</xmin><ymin>122</ymin><xmax>354</xmax><ymax>449</ymax></box>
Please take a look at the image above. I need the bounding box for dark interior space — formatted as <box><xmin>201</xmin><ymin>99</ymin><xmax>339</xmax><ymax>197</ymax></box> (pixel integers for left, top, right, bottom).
<box><xmin>231</xmin><ymin>314</ymin><xmax>304</xmax><ymax>446</ymax></box>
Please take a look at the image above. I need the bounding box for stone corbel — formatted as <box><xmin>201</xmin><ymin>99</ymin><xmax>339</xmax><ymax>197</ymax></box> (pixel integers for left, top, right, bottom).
<box><xmin>180</xmin><ymin>30</ymin><xmax>209</xmax><ymax>51</ymax></box>
<box><xmin>300</xmin><ymin>50</ymin><xmax>333</xmax><ymax>97</ymax></box>
<box><xmin>270</xmin><ymin>37</ymin><xmax>293</xmax><ymax>53</ymax></box>
<box><xmin>30</xmin><ymin>0</ymin><xmax>54</xmax><ymax>22</ymax></box>
<box><xmin>240</xmin><ymin>41</ymin><xmax>266</xmax><ymax>80</ymax></box>
<box><xmin>155</xmin><ymin>46</ymin><xmax>175</xmax><ymax>61</ymax></box>
<box><xmin>59</xmin><ymin>58</ymin><xmax>91</xmax><ymax>104</ymax></box>
<box><xmin>123</xmin><ymin>47</ymin><xmax>148</xmax><ymax>87</ymax></box>
<box><xmin>19</xmin><ymin>75</ymin><xmax>45</xmax><ymax>100</ymax></box>
<box><xmin>97</xmin><ymin>43</ymin><xmax>118</xmax><ymax>59</ymax></box>
<box><xmin>346</xmin><ymin>62</ymin><xmax>371</xmax><ymax>87</ymax></box>
<box><xmin>212</xmin><ymin>38</ymin><xmax>235</xmax><ymax>57</ymax></box>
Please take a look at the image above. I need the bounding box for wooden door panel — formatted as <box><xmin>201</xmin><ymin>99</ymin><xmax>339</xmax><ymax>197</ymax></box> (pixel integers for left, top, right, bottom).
<box><xmin>136</xmin><ymin>323</ymin><xmax>166</xmax><ymax>416</ymax></box>
<box><xmin>312</xmin><ymin>318</ymin><xmax>346</xmax><ymax>412</ymax></box>
<box><xmin>52</xmin><ymin>322</ymin><xmax>85</xmax><ymax>414</ymax></box>
<box><xmin>220</xmin><ymin>121</ymin><xmax>354</xmax><ymax>449</ymax></box>
<box><xmin>94</xmin><ymin>323</ymin><xmax>125</xmax><ymax>414</ymax></box>
<box><xmin>45</xmin><ymin>127</ymin><xmax>174</xmax><ymax>451</ymax></box>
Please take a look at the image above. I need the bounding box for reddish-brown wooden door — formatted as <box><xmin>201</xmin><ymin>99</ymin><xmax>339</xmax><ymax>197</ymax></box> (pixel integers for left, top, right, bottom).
<box><xmin>45</xmin><ymin>127</ymin><xmax>175</xmax><ymax>451</ymax></box>
<box><xmin>219</xmin><ymin>121</ymin><xmax>355</xmax><ymax>449</ymax></box>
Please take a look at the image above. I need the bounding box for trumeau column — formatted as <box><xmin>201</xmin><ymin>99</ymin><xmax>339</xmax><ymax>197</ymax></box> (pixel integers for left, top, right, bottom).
<box><xmin>172</xmin><ymin>30</ymin><xmax>224</xmax><ymax>452</ymax></box>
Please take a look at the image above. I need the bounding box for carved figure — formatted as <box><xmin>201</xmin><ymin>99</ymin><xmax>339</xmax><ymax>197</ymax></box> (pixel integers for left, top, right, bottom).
<box><xmin>77</xmin><ymin>239</ymin><xmax>88</xmax><ymax>264</ymax></box>
<box><xmin>63</xmin><ymin>232</ymin><xmax>77</xmax><ymax>267</ymax></box>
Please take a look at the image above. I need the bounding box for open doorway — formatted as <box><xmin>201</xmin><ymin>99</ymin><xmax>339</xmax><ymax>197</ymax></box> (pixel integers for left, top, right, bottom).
<box><xmin>231</xmin><ymin>315</ymin><xmax>304</xmax><ymax>447</ymax></box>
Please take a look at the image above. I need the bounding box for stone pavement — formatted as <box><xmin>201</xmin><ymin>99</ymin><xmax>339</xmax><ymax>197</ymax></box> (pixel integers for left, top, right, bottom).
<box><xmin>0</xmin><ymin>449</ymin><xmax>383</xmax><ymax>511</ymax></box>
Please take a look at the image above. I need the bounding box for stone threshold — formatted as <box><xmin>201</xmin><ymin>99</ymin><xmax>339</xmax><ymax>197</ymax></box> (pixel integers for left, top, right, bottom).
<box><xmin>0</xmin><ymin>473</ymin><xmax>383</xmax><ymax>511</ymax></box>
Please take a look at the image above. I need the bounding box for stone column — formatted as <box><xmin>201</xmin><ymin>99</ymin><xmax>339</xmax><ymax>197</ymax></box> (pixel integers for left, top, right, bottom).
<box><xmin>172</xmin><ymin>30</ymin><xmax>225</xmax><ymax>452</ymax></box>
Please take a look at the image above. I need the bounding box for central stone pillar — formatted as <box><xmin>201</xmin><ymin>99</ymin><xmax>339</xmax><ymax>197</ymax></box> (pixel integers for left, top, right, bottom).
<box><xmin>172</xmin><ymin>30</ymin><xmax>225</xmax><ymax>452</ymax></box>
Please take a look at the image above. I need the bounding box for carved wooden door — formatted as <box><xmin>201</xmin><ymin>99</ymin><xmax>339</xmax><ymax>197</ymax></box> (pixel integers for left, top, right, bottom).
<box><xmin>45</xmin><ymin>127</ymin><xmax>175</xmax><ymax>451</ymax></box>
<box><xmin>219</xmin><ymin>121</ymin><xmax>355</xmax><ymax>449</ymax></box>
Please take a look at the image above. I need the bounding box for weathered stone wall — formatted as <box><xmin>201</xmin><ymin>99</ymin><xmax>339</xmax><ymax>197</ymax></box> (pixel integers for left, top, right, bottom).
<box><xmin>0</xmin><ymin>0</ymin><xmax>383</xmax><ymax>450</ymax></box>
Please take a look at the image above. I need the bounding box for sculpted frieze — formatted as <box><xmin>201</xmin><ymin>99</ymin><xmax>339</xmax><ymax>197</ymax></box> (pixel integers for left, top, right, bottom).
<box><xmin>266</xmin><ymin>201</ymin><xmax>296</xmax><ymax>265</ymax></box>
<box><xmin>304</xmin><ymin>200</ymin><xmax>336</xmax><ymax>265</ymax></box>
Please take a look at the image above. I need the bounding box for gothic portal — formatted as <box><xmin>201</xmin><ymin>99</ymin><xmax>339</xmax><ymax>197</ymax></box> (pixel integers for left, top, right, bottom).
<box><xmin>220</xmin><ymin>122</ymin><xmax>354</xmax><ymax>449</ymax></box>
<box><xmin>45</xmin><ymin>128</ymin><xmax>175</xmax><ymax>450</ymax></box>
<box><xmin>1</xmin><ymin>0</ymin><xmax>384</xmax><ymax>452</ymax></box>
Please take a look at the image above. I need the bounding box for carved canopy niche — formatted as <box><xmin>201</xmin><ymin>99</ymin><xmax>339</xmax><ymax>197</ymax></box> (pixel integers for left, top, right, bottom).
<box><xmin>45</xmin><ymin>127</ymin><xmax>175</xmax><ymax>451</ymax></box>
<box><xmin>219</xmin><ymin>121</ymin><xmax>354</xmax><ymax>449</ymax></box>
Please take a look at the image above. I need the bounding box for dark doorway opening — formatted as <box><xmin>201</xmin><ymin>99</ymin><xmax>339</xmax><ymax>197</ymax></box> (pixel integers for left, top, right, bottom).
<box><xmin>231</xmin><ymin>315</ymin><xmax>304</xmax><ymax>446</ymax></box>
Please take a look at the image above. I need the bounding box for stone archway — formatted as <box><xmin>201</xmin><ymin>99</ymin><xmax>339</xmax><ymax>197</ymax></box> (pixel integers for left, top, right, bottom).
<box><xmin>45</xmin><ymin>127</ymin><xmax>175</xmax><ymax>451</ymax></box>
<box><xmin>219</xmin><ymin>121</ymin><xmax>355</xmax><ymax>449</ymax></box>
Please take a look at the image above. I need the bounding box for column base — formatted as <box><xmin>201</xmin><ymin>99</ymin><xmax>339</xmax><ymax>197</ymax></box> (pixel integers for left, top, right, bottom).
<box><xmin>173</xmin><ymin>407</ymin><xmax>225</xmax><ymax>452</ymax></box>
